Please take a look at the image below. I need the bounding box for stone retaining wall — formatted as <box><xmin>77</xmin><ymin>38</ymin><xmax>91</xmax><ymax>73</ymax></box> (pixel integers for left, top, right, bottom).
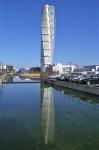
<box><xmin>44</xmin><ymin>79</ymin><xmax>99</xmax><ymax>96</ymax></box>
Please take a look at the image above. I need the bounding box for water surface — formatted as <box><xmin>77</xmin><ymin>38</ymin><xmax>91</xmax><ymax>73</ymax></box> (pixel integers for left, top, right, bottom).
<box><xmin>0</xmin><ymin>78</ymin><xmax>99</xmax><ymax>150</ymax></box>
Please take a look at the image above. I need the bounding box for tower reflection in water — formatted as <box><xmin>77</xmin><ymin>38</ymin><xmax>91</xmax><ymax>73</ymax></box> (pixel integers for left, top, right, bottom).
<box><xmin>41</xmin><ymin>83</ymin><xmax>55</xmax><ymax>145</ymax></box>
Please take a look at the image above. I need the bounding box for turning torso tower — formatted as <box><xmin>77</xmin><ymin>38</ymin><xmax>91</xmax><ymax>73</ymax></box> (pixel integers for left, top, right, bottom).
<box><xmin>41</xmin><ymin>5</ymin><xmax>55</xmax><ymax>72</ymax></box>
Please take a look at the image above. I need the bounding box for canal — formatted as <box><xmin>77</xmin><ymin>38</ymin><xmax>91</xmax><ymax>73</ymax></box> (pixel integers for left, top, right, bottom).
<box><xmin>0</xmin><ymin>77</ymin><xmax>99</xmax><ymax>150</ymax></box>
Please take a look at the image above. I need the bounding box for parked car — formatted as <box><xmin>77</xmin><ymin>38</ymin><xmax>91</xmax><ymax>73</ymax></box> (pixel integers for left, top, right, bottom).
<box><xmin>72</xmin><ymin>75</ymin><xmax>88</xmax><ymax>83</ymax></box>
<box><xmin>76</xmin><ymin>76</ymin><xmax>89</xmax><ymax>84</ymax></box>
<box><xmin>64</xmin><ymin>74</ymin><xmax>74</xmax><ymax>81</ymax></box>
<box><xmin>85</xmin><ymin>75</ymin><xmax>99</xmax><ymax>85</ymax></box>
<box><xmin>71</xmin><ymin>75</ymin><xmax>82</xmax><ymax>83</ymax></box>
<box><xmin>78</xmin><ymin>75</ymin><xmax>99</xmax><ymax>85</ymax></box>
<box><xmin>49</xmin><ymin>74</ymin><xmax>61</xmax><ymax>79</ymax></box>
<box><xmin>56</xmin><ymin>75</ymin><xmax>66</xmax><ymax>81</ymax></box>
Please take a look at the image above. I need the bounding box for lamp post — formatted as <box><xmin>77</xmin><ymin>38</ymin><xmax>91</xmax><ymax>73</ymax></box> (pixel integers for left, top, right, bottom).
<box><xmin>69</xmin><ymin>61</ymin><xmax>72</xmax><ymax>83</ymax></box>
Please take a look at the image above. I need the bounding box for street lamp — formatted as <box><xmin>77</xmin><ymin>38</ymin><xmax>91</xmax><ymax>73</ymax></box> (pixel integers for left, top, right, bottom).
<box><xmin>69</xmin><ymin>61</ymin><xmax>72</xmax><ymax>83</ymax></box>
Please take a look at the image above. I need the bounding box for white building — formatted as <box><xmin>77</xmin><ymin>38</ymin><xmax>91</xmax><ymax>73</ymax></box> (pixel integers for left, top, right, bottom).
<box><xmin>52</xmin><ymin>63</ymin><xmax>63</xmax><ymax>74</ymax></box>
<box><xmin>41</xmin><ymin>5</ymin><xmax>55</xmax><ymax>72</ymax></box>
<box><xmin>96</xmin><ymin>66</ymin><xmax>99</xmax><ymax>71</ymax></box>
<box><xmin>0</xmin><ymin>64</ymin><xmax>3</xmax><ymax>70</ymax></box>
<box><xmin>0</xmin><ymin>64</ymin><xmax>14</xmax><ymax>73</ymax></box>
<box><xmin>63</xmin><ymin>65</ymin><xmax>77</xmax><ymax>74</ymax></box>
<box><xmin>48</xmin><ymin>63</ymin><xmax>77</xmax><ymax>74</ymax></box>
<box><xmin>2</xmin><ymin>65</ymin><xmax>7</xmax><ymax>70</ymax></box>
<box><xmin>0</xmin><ymin>64</ymin><xmax>7</xmax><ymax>70</ymax></box>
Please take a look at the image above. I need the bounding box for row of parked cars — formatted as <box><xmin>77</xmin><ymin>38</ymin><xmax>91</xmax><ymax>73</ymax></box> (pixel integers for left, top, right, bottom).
<box><xmin>49</xmin><ymin>73</ymin><xmax>99</xmax><ymax>85</ymax></box>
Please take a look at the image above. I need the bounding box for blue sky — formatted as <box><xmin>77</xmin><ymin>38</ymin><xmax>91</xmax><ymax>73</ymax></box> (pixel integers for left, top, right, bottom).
<box><xmin>0</xmin><ymin>0</ymin><xmax>99</xmax><ymax>67</ymax></box>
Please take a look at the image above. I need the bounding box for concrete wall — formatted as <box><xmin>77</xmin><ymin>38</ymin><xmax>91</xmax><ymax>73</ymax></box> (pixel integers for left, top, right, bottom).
<box><xmin>44</xmin><ymin>79</ymin><xmax>99</xmax><ymax>96</ymax></box>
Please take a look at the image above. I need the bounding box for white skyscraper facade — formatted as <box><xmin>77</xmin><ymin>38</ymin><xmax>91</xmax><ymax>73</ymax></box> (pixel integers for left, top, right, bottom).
<box><xmin>41</xmin><ymin>5</ymin><xmax>55</xmax><ymax>72</ymax></box>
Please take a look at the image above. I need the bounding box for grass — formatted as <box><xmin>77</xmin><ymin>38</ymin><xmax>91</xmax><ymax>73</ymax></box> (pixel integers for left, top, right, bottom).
<box><xmin>19</xmin><ymin>72</ymin><xmax>40</xmax><ymax>78</ymax></box>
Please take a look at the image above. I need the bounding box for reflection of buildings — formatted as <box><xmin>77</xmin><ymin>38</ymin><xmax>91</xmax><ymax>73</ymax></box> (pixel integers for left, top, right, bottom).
<box><xmin>41</xmin><ymin>83</ymin><xmax>55</xmax><ymax>144</ymax></box>
<box><xmin>4</xmin><ymin>76</ymin><xmax>14</xmax><ymax>83</ymax></box>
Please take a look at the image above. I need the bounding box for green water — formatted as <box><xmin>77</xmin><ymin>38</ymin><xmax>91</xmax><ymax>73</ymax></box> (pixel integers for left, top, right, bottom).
<box><xmin>0</xmin><ymin>81</ymin><xmax>99</xmax><ymax>150</ymax></box>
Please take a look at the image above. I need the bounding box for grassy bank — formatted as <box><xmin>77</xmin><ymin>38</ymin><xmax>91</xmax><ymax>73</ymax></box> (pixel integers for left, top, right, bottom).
<box><xmin>19</xmin><ymin>72</ymin><xmax>40</xmax><ymax>78</ymax></box>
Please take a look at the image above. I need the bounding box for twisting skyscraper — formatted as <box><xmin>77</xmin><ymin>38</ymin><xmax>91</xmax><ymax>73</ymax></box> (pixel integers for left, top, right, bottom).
<box><xmin>41</xmin><ymin>5</ymin><xmax>55</xmax><ymax>72</ymax></box>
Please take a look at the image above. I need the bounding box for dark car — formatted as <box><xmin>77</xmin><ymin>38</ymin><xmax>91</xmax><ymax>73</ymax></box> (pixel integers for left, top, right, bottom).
<box><xmin>71</xmin><ymin>75</ymin><xmax>85</xmax><ymax>83</ymax></box>
<box><xmin>77</xmin><ymin>76</ymin><xmax>90</xmax><ymax>84</ymax></box>
<box><xmin>65</xmin><ymin>74</ymin><xmax>75</xmax><ymax>82</ymax></box>
<box><xmin>86</xmin><ymin>75</ymin><xmax>99</xmax><ymax>85</ymax></box>
<box><xmin>79</xmin><ymin>75</ymin><xmax>99</xmax><ymax>85</ymax></box>
<box><xmin>56</xmin><ymin>75</ymin><xmax>65</xmax><ymax>81</ymax></box>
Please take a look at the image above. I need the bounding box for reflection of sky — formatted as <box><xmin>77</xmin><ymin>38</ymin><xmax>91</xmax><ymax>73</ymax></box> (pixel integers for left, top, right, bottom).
<box><xmin>0</xmin><ymin>83</ymin><xmax>41</xmax><ymax>149</ymax></box>
<box><xmin>0</xmin><ymin>84</ymin><xmax>40</xmax><ymax>134</ymax></box>
<box><xmin>54</xmin><ymin>89</ymin><xmax>99</xmax><ymax>150</ymax></box>
<box><xmin>0</xmin><ymin>83</ymin><xmax>99</xmax><ymax>149</ymax></box>
<box><xmin>0</xmin><ymin>84</ymin><xmax>40</xmax><ymax>113</ymax></box>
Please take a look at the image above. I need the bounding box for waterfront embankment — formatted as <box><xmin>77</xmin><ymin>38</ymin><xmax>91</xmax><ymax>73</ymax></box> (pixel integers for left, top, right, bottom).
<box><xmin>19</xmin><ymin>73</ymin><xmax>40</xmax><ymax>79</ymax></box>
<box><xmin>44</xmin><ymin>79</ymin><xmax>99</xmax><ymax>96</ymax></box>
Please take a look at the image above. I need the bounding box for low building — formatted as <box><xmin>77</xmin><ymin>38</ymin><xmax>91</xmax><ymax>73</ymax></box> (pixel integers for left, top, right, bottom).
<box><xmin>0</xmin><ymin>64</ymin><xmax>3</xmax><ymax>70</ymax></box>
<box><xmin>84</xmin><ymin>65</ymin><xmax>99</xmax><ymax>72</ymax></box>
<box><xmin>0</xmin><ymin>64</ymin><xmax>6</xmax><ymax>73</ymax></box>
<box><xmin>0</xmin><ymin>64</ymin><xmax>7</xmax><ymax>70</ymax></box>
<box><xmin>0</xmin><ymin>64</ymin><xmax>3</xmax><ymax>74</ymax></box>
<box><xmin>6</xmin><ymin>65</ymin><xmax>14</xmax><ymax>73</ymax></box>
<box><xmin>18</xmin><ymin>68</ymin><xmax>30</xmax><ymax>74</ymax></box>
<box><xmin>63</xmin><ymin>65</ymin><xmax>77</xmax><ymax>74</ymax></box>
<box><xmin>46</xmin><ymin>63</ymin><xmax>77</xmax><ymax>74</ymax></box>
<box><xmin>0</xmin><ymin>64</ymin><xmax>14</xmax><ymax>73</ymax></box>
<box><xmin>52</xmin><ymin>63</ymin><xmax>63</xmax><ymax>74</ymax></box>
